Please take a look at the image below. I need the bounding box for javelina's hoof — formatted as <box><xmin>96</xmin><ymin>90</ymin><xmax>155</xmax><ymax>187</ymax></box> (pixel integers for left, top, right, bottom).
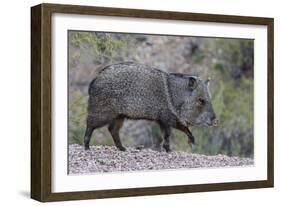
<box><xmin>188</xmin><ymin>136</ymin><xmax>195</xmax><ymax>145</ymax></box>
<box><xmin>165</xmin><ymin>148</ymin><xmax>171</xmax><ymax>153</ymax></box>
<box><xmin>84</xmin><ymin>144</ymin><xmax>90</xmax><ymax>150</ymax></box>
<box><xmin>117</xmin><ymin>146</ymin><xmax>126</xmax><ymax>151</ymax></box>
<box><xmin>136</xmin><ymin>145</ymin><xmax>145</xmax><ymax>150</ymax></box>
<box><xmin>163</xmin><ymin>144</ymin><xmax>171</xmax><ymax>153</ymax></box>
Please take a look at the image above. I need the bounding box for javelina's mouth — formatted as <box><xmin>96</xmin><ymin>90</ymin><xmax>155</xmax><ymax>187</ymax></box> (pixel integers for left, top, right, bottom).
<box><xmin>207</xmin><ymin>119</ymin><xmax>219</xmax><ymax>127</ymax></box>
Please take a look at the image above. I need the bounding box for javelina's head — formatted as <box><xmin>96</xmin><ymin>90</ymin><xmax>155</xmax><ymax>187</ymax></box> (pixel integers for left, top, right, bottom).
<box><xmin>179</xmin><ymin>77</ymin><xmax>219</xmax><ymax>127</ymax></box>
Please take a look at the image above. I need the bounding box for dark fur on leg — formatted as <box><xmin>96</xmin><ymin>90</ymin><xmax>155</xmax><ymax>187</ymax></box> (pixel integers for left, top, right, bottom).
<box><xmin>84</xmin><ymin>126</ymin><xmax>94</xmax><ymax>150</ymax></box>
<box><xmin>108</xmin><ymin>116</ymin><xmax>126</xmax><ymax>151</ymax></box>
<box><xmin>159</xmin><ymin>123</ymin><xmax>172</xmax><ymax>152</ymax></box>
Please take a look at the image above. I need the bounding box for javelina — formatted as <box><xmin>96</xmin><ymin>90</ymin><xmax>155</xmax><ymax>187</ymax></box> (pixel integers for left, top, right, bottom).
<box><xmin>84</xmin><ymin>62</ymin><xmax>218</xmax><ymax>152</ymax></box>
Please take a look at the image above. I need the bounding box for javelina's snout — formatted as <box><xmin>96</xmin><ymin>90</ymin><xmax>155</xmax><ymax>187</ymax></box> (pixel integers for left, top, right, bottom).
<box><xmin>212</xmin><ymin>118</ymin><xmax>219</xmax><ymax>127</ymax></box>
<box><xmin>210</xmin><ymin>114</ymin><xmax>219</xmax><ymax>127</ymax></box>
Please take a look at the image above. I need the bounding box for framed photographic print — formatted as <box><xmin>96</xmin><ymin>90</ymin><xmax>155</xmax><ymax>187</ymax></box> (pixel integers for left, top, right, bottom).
<box><xmin>31</xmin><ymin>3</ymin><xmax>274</xmax><ymax>202</ymax></box>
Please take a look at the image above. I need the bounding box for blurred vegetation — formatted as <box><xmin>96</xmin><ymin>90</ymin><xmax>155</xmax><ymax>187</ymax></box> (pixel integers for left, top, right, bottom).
<box><xmin>69</xmin><ymin>32</ymin><xmax>128</xmax><ymax>66</ymax></box>
<box><xmin>68</xmin><ymin>31</ymin><xmax>254</xmax><ymax>158</ymax></box>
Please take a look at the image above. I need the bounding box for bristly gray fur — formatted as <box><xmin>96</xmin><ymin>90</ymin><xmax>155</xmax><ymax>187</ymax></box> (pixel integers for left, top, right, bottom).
<box><xmin>161</xmin><ymin>72</ymin><xmax>187</xmax><ymax>127</ymax></box>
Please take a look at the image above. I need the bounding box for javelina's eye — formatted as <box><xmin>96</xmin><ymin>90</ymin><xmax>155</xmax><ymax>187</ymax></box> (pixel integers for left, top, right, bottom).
<box><xmin>198</xmin><ymin>98</ymin><xmax>206</xmax><ymax>105</ymax></box>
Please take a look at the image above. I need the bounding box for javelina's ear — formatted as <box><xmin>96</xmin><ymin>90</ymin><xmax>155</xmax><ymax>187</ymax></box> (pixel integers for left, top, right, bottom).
<box><xmin>188</xmin><ymin>77</ymin><xmax>197</xmax><ymax>91</ymax></box>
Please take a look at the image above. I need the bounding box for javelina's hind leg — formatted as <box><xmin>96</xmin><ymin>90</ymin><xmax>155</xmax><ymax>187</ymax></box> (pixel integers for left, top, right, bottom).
<box><xmin>159</xmin><ymin>123</ymin><xmax>172</xmax><ymax>152</ymax></box>
<box><xmin>84</xmin><ymin>113</ymin><xmax>114</xmax><ymax>150</ymax></box>
<box><xmin>84</xmin><ymin>126</ymin><xmax>94</xmax><ymax>150</ymax></box>
<box><xmin>108</xmin><ymin>116</ymin><xmax>126</xmax><ymax>151</ymax></box>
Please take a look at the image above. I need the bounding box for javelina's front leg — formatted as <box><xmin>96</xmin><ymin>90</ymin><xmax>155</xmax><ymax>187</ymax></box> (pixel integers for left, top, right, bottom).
<box><xmin>176</xmin><ymin>124</ymin><xmax>195</xmax><ymax>146</ymax></box>
<box><xmin>185</xmin><ymin>127</ymin><xmax>195</xmax><ymax>145</ymax></box>
<box><xmin>159</xmin><ymin>123</ymin><xmax>172</xmax><ymax>152</ymax></box>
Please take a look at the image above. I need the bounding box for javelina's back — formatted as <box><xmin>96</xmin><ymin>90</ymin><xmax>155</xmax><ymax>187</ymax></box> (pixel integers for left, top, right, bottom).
<box><xmin>88</xmin><ymin>62</ymin><xmax>170</xmax><ymax>121</ymax></box>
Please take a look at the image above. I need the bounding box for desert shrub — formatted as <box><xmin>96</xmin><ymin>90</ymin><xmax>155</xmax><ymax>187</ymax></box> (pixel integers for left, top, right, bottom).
<box><xmin>69</xmin><ymin>31</ymin><xmax>129</xmax><ymax>68</ymax></box>
<box><xmin>68</xmin><ymin>90</ymin><xmax>87</xmax><ymax>144</ymax></box>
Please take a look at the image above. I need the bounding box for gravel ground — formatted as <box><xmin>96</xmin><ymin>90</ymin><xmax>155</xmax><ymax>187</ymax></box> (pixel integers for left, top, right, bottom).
<box><xmin>68</xmin><ymin>144</ymin><xmax>254</xmax><ymax>174</ymax></box>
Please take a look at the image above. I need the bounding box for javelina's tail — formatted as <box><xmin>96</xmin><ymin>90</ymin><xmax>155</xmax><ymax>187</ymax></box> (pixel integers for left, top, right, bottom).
<box><xmin>88</xmin><ymin>64</ymin><xmax>106</xmax><ymax>95</ymax></box>
<box><xmin>88</xmin><ymin>78</ymin><xmax>96</xmax><ymax>95</ymax></box>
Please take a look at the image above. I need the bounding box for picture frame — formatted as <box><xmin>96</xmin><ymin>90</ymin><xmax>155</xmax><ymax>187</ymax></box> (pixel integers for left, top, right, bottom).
<box><xmin>31</xmin><ymin>3</ymin><xmax>274</xmax><ymax>202</ymax></box>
